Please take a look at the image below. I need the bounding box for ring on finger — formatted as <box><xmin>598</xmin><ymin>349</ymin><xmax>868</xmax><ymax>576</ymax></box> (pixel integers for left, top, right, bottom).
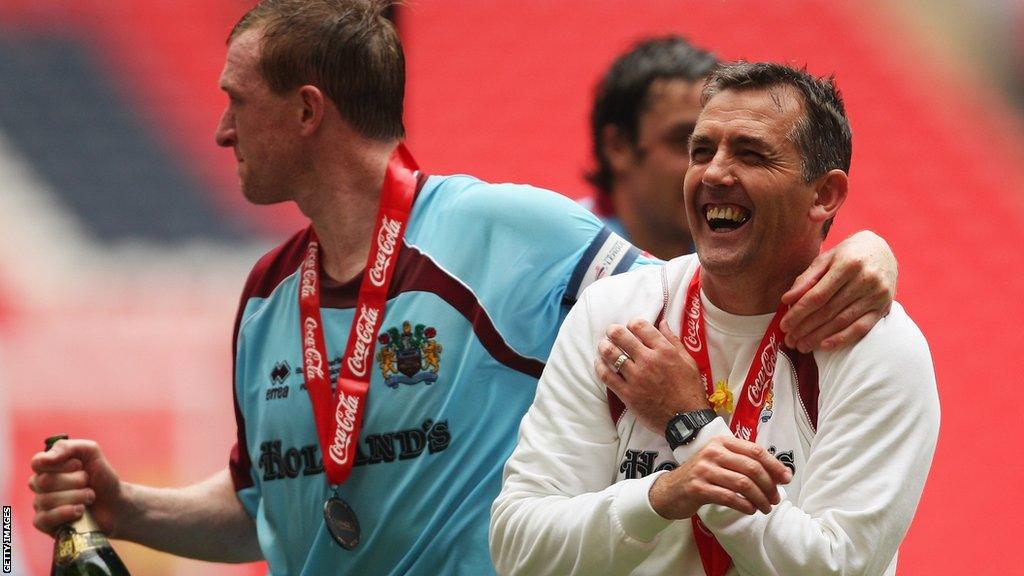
<box><xmin>612</xmin><ymin>352</ymin><xmax>631</xmax><ymax>373</ymax></box>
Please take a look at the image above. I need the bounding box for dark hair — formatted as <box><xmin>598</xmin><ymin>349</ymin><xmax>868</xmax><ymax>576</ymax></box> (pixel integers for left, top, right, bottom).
<box><xmin>701</xmin><ymin>62</ymin><xmax>851</xmax><ymax>236</ymax></box>
<box><xmin>230</xmin><ymin>0</ymin><xmax>405</xmax><ymax>141</ymax></box>
<box><xmin>702</xmin><ymin>61</ymin><xmax>851</xmax><ymax>182</ymax></box>
<box><xmin>587</xmin><ymin>36</ymin><xmax>718</xmax><ymax>197</ymax></box>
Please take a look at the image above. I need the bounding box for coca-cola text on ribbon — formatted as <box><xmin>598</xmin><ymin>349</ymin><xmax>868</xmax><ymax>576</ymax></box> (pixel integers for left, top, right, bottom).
<box><xmin>300</xmin><ymin>242</ymin><xmax>319</xmax><ymax>299</ymax></box>
<box><xmin>683</xmin><ymin>292</ymin><xmax>703</xmax><ymax>353</ymax></box>
<box><xmin>746</xmin><ymin>333</ymin><xmax>778</xmax><ymax>407</ymax></box>
<box><xmin>328</xmin><ymin>392</ymin><xmax>360</xmax><ymax>465</ymax></box>
<box><xmin>347</xmin><ymin>305</ymin><xmax>379</xmax><ymax>377</ymax></box>
<box><xmin>303</xmin><ymin>318</ymin><xmax>325</xmax><ymax>379</ymax></box>
<box><xmin>369</xmin><ymin>216</ymin><xmax>403</xmax><ymax>287</ymax></box>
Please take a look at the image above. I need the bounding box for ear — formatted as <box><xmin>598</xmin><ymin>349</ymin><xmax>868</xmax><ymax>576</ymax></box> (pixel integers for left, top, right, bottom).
<box><xmin>601</xmin><ymin>125</ymin><xmax>640</xmax><ymax>175</ymax></box>
<box><xmin>809</xmin><ymin>169</ymin><xmax>847</xmax><ymax>225</ymax></box>
<box><xmin>297</xmin><ymin>85</ymin><xmax>325</xmax><ymax>136</ymax></box>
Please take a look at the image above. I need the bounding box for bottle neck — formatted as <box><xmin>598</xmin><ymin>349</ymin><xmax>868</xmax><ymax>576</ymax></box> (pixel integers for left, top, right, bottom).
<box><xmin>55</xmin><ymin>516</ymin><xmax>111</xmax><ymax>568</ymax></box>
<box><xmin>68</xmin><ymin>509</ymin><xmax>102</xmax><ymax>534</ymax></box>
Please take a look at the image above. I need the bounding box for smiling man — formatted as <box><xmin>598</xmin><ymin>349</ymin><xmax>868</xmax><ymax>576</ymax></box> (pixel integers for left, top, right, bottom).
<box><xmin>491</xmin><ymin>62</ymin><xmax>940</xmax><ymax>576</ymax></box>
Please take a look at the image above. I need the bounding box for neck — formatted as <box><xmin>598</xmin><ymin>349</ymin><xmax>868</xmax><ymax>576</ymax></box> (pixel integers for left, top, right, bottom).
<box><xmin>700</xmin><ymin>249</ymin><xmax>817</xmax><ymax>315</ymax></box>
<box><xmin>612</xmin><ymin>188</ymin><xmax>692</xmax><ymax>260</ymax></box>
<box><xmin>700</xmin><ymin>272</ymin><xmax>793</xmax><ymax>316</ymax></box>
<box><xmin>299</xmin><ymin>140</ymin><xmax>398</xmax><ymax>284</ymax></box>
<box><xmin>624</xmin><ymin>221</ymin><xmax>693</xmax><ymax>260</ymax></box>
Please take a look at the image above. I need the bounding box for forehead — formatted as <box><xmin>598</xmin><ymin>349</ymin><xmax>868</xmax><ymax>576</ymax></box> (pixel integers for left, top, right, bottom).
<box><xmin>642</xmin><ymin>77</ymin><xmax>704</xmax><ymax>123</ymax></box>
<box><xmin>694</xmin><ymin>86</ymin><xmax>803</xmax><ymax>141</ymax></box>
<box><xmin>220</xmin><ymin>28</ymin><xmax>263</xmax><ymax>89</ymax></box>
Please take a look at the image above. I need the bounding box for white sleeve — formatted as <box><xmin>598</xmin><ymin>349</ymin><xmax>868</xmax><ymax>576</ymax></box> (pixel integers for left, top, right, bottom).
<box><xmin>489</xmin><ymin>290</ymin><xmax>676</xmax><ymax>576</ymax></box>
<box><xmin>697</xmin><ymin>313</ymin><xmax>940</xmax><ymax>576</ymax></box>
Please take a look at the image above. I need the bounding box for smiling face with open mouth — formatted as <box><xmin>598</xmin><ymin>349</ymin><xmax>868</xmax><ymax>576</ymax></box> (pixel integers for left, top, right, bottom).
<box><xmin>683</xmin><ymin>86</ymin><xmax>824</xmax><ymax>288</ymax></box>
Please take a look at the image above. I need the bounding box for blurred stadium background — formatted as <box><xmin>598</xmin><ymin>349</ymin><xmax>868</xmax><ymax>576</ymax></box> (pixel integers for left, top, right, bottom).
<box><xmin>1</xmin><ymin>0</ymin><xmax>1021</xmax><ymax>574</ymax></box>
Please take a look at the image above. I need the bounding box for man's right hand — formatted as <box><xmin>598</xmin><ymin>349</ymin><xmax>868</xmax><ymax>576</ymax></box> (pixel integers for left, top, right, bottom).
<box><xmin>649</xmin><ymin>436</ymin><xmax>792</xmax><ymax>519</ymax></box>
<box><xmin>29</xmin><ymin>438</ymin><xmax>127</xmax><ymax>537</ymax></box>
<box><xmin>596</xmin><ymin>318</ymin><xmax>709</xmax><ymax>435</ymax></box>
<box><xmin>30</xmin><ymin>441</ymin><xmax>260</xmax><ymax>561</ymax></box>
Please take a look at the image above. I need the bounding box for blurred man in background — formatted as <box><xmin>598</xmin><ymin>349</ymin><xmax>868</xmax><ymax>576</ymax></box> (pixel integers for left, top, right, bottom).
<box><xmin>492</xmin><ymin>62</ymin><xmax>939</xmax><ymax>576</ymax></box>
<box><xmin>27</xmin><ymin>1</ymin><xmax>900</xmax><ymax>574</ymax></box>
<box><xmin>588</xmin><ymin>36</ymin><xmax>717</xmax><ymax>260</ymax></box>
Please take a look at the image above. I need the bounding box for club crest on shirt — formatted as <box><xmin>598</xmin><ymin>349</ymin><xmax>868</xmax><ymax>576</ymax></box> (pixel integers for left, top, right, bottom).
<box><xmin>376</xmin><ymin>321</ymin><xmax>443</xmax><ymax>388</ymax></box>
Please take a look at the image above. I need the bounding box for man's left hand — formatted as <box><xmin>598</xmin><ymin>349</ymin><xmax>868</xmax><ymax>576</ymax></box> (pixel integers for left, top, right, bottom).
<box><xmin>779</xmin><ymin>230</ymin><xmax>897</xmax><ymax>353</ymax></box>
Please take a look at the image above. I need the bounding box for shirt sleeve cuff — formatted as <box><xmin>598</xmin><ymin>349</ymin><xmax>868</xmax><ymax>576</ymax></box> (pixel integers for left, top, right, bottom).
<box><xmin>671</xmin><ymin>417</ymin><xmax>731</xmax><ymax>463</ymax></box>
<box><xmin>612</xmin><ymin>471</ymin><xmax>674</xmax><ymax>543</ymax></box>
<box><xmin>699</xmin><ymin>485</ymin><xmax>790</xmax><ymax>528</ymax></box>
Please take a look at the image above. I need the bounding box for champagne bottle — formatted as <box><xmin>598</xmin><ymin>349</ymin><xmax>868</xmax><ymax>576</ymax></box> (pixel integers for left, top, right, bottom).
<box><xmin>45</xmin><ymin>435</ymin><xmax>131</xmax><ymax>576</ymax></box>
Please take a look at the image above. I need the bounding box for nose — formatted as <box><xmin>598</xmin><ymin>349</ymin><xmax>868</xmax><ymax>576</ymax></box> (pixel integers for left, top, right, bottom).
<box><xmin>215</xmin><ymin>107</ymin><xmax>236</xmax><ymax>148</ymax></box>
<box><xmin>701</xmin><ymin>149</ymin><xmax>735</xmax><ymax>188</ymax></box>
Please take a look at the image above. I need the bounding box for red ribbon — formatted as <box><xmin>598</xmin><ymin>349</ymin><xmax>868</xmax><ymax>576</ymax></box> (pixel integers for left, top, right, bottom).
<box><xmin>680</xmin><ymin>268</ymin><xmax>785</xmax><ymax>576</ymax></box>
<box><xmin>298</xmin><ymin>144</ymin><xmax>418</xmax><ymax>486</ymax></box>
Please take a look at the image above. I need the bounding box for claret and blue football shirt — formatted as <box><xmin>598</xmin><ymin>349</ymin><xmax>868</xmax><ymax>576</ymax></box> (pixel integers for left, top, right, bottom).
<box><xmin>229</xmin><ymin>174</ymin><xmax>643</xmax><ymax>575</ymax></box>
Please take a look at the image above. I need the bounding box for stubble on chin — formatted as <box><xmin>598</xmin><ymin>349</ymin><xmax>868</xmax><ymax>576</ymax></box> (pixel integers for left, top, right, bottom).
<box><xmin>240</xmin><ymin>179</ymin><xmax>292</xmax><ymax>206</ymax></box>
<box><xmin>239</xmin><ymin>180</ymin><xmax>269</xmax><ymax>205</ymax></box>
<box><xmin>695</xmin><ymin>243</ymin><xmax>751</xmax><ymax>277</ymax></box>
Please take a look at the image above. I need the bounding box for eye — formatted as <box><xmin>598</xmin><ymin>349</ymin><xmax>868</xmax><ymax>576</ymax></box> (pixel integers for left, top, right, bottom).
<box><xmin>666</xmin><ymin>135</ymin><xmax>690</xmax><ymax>153</ymax></box>
<box><xmin>666</xmin><ymin>128</ymin><xmax>695</xmax><ymax>153</ymax></box>
<box><xmin>740</xmin><ymin>149</ymin><xmax>766</xmax><ymax>163</ymax></box>
<box><xmin>689</xmin><ymin>146</ymin><xmax>712</xmax><ymax>163</ymax></box>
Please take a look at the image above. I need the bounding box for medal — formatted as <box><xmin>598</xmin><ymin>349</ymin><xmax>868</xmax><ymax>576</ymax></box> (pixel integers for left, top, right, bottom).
<box><xmin>298</xmin><ymin>144</ymin><xmax>419</xmax><ymax>550</ymax></box>
<box><xmin>323</xmin><ymin>492</ymin><xmax>361</xmax><ymax>550</ymax></box>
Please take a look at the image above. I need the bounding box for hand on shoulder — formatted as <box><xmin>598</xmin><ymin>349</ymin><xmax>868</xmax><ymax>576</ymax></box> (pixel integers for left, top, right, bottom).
<box><xmin>596</xmin><ymin>318</ymin><xmax>708</xmax><ymax>434</ymax></box>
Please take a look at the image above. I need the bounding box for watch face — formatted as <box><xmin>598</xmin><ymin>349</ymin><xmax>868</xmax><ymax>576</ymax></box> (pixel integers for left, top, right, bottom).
<box><xmin>667</xmin><ymin>410</ymin><xmax>717</xmax><ymax>448</ymax></box>
<box><xmin>667</xmin><ymin>417</ymin><xmax>697</xmax><ymax>448</ymax></box>
<box><xmin>673</xmin><ymin>420</ymin><xmax>696</xmax><ymax>437</ymax></box>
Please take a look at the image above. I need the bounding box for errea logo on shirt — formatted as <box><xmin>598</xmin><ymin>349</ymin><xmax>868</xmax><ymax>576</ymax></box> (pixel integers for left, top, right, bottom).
<box><xmin>266</xmin><ymin>360</ymin><xmax>293</xmax><ymax>401</ymax></box>
<box><xmin>270</xmin><ymin>361</ymin><xmax>292</xmax><ymax>385</ymax></box>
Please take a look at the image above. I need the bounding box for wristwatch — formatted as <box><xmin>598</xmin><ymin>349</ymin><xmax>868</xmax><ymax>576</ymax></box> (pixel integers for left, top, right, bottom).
<box><xmin>665</xmin><ymin>409</ymin><xmax>718</xmax><ymax>449</ymax></box>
